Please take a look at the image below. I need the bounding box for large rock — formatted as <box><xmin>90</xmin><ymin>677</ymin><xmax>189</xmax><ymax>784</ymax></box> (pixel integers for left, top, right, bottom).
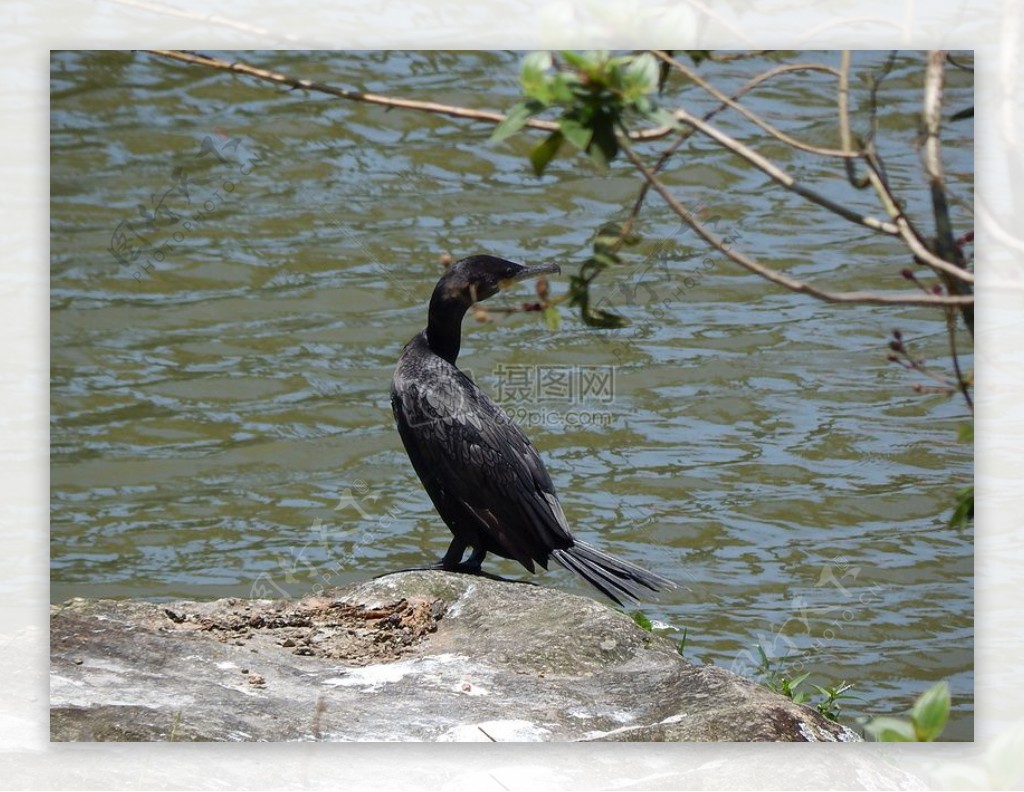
<box><xmin>50</xmin><ymin>571</ymin><xmax>859</xmax><ymax>742</ymax></box>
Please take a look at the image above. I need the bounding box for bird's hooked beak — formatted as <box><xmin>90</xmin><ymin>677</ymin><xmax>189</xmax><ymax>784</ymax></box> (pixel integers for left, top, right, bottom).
<box><xmin>499</xmin><ymin>262</ymin><xmax>561</xmax><ymax>290</ymax></box>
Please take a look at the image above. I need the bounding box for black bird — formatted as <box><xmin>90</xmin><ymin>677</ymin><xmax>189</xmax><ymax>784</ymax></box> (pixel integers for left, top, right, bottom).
<box><xmin>390</xmin><ymin>254</ymin><xmax>675</xmax><ymax>605</ymax></box>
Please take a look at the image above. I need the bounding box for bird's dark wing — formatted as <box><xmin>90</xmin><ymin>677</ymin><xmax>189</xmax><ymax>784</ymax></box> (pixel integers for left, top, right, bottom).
<box><xmin>392</xmin><ymin>359</ymin><xmax>573</xmax><ymax>570</ymax></box>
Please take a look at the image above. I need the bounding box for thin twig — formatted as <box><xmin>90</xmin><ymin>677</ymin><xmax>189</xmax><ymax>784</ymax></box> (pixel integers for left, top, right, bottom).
<box><xmin>838</xmin><ymin>51</ymin><xmax>871</xmax><ymax>189</ymax></box>
<box><xmin>625</xmin><ymin>62</ymin><xmax>842</xmax><ymax>235</ymax></box>
<box><xmin>864</xmin><ymin>51</ymin><xmax>899</xmax><ymax>148</ymax></box>
<box><xmin>946</xmin><ymin>310</ymin><xmax>974</xmax><ymax>411</ymax></box>
<box><xmin>617</xmin><ymin>132</ymin><xmax>974</xmax><ymax>308</ymax></box>
<box><xmin>670</xmin><ymin>106</ymin><xmax>900</xmax><ymax>236</ymax></box>
<box><xmin>861</xmin><ymin>151</ymin><xmax>976</xmax><ymax>286</ymax></box>
<box><xmin>653</xmin><ymin>50</ymin><xmax>858</xmax><ymax>159</ymax></box>
<box><xmin>890</xmin><ymin>354</ymin><xmax>956</xmax><ymax>390</ymax></box>
<box><xmin>922</xmin><ymin>50</ymin><xmax>974</xmax><ymax>336</ymax></box>
<box><xmin>889</xmin><ymin>329</ymin><xmax>970</xmax><ymax>404</ymax></box>
<box><xmin>923</xmin><ymin>51</ymin><xmax>959</xmax><ymax>263</ymax></box>
<box><xmin>946</xmin><ymin>53</ymin><xmax>974</xmax><ymax>72</ymax></box>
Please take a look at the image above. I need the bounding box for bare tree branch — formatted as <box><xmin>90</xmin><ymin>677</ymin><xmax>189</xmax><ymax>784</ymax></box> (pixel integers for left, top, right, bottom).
<box><xmin>145</xmin><ymin>50</ymin><xmax>674</xmax><ymax>141</ymax></box>
<box><xmin>860</xmin><ymin>151</ymin><xmax>975</xmax><ymax>288</ymax></box>
<box><xmin>921</xmin><ymin>50</ymin><xmax>975</xmax><ymax>336</ymax></box>
<box><xmin>618</xmin><ymin>133</ymin><xmax>974</xmax><ymax>309</ymax></box>
<box><xmin>923</xmin><ymin>51</ymin><xmax>961</xmax><ymax>264</ymax></box>
<box><xmin>864</xmin><ymin>51</ymin><xmax>899</xmax><ymax>149</ymax></box>
<box><xmin>946</xmin><ymin>310</ymin><xmax>974</xmax><ymax>412</ymax></box>
<box><xmin>626</xmin><ymin>62</ymin><xmax>842</xmax><ymax>236</ymax></box>
<box><xmin>150</xmin><ymin>49</ymin><xmax>975</xmax><ymax>317</ymax></box>
<box><xmin>670</xmin><ymin>105</ymin><xmax>901</xmax><ymax>237</ymax></box>
<box><xmin>653</xmin><ymin>50</ymin><xmax>857</xmax><ymax>159</ymax></box>
<box><xmin>838</xmin><ymin>51</ymin><xmax>871</xmax><ymax>189</ymax></box>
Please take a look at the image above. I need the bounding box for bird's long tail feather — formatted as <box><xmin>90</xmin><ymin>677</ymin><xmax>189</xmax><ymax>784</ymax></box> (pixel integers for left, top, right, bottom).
<box><xmin>550</xmin><ymin>541</ymin><xmax>676</xmax><ymax>606</ymax></box>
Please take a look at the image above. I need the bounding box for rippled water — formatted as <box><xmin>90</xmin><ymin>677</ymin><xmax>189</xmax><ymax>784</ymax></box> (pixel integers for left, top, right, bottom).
<box><xmin>50</xmin><ymin>50</ymin><xmax>974</xmax><ymax>739</ymax></box>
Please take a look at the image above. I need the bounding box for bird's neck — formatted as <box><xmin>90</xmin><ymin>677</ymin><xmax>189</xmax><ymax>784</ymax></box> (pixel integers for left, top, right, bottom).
<box><xmin>425</xmin><ymin>293</ymin><xmax>468</xmax><ymax>366</ymax></box>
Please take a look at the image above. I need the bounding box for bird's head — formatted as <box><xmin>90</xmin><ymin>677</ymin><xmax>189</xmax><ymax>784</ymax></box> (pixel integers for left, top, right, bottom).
<box><xmin>432</xmin><ymin>255</ymin><xmax>561</xmax><ymax>307</ymax></box>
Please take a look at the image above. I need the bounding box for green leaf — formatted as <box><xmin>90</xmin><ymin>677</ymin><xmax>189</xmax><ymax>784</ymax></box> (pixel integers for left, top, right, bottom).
<box><xmin>521</xmin><ymin>52</ymin><xmax>553</xmax><ymax>103</ymax></box>
<box><xmin>957</xmin><ymin>422</ymin><xmax>974</xmax><ymax>443</ymax></box>
<box><xmin>548</xmin><ymin>73</ymin><xmax>575</xmax><ymax>104</ymax></box>
<box><xmin>490</xmin><ymin>101</ymin><xmax>537</xmax><ymax>144</ymax></box>
<box><xmin>591</xmin><ymin>250</ymin><xmax>620</xmax><ymax>270</ymax></box>
<box><xmin>787</xmin><ymin>672</ymin><xmax>811</xmax><ymax>692</ymax></box>
<box><xmin>560</xmin><ymin>50</ymin><xmax>593</xmax><ymax>70</ymax></box>
<box><xmin>819</xmin><ymin>682</ymin><xmax>858</xmax><ymax>701</ymax></box>
<box><xmin>569</xmin><ymin>81</ymin><xmax>597</xmax><ymax>102</ymax></box>
<box><xmin>558</xmin><ymin>117</ymin><xmax>593</xmax><ymax>150</ymax></box>
<box><xmin>630</xmin><ymin>95</ymin><xmax>652</xmax><ymax>116</ymax></box>
<box><xmin>587</xmin><ymin>120</ymin><xmax>619</xmax><ymax>169</ymax></box>
<box><xmin>607</xmin><ymin>54</ymin><xmax>634</xmax><ymax>74</ymax></box>
<box><xmin>621</xmin><ymin>229</ymin><xmax>642</xmax><ymax>246</ymax></box>
<box><xmin>521</xmin><ymin>51</ymin><xmax>552</xmax><ymax>84</ymax></box>
<box><xmin>582</xmin><ymin>305</ymin><xmax>629</xmax><ymax>328</ymax></box>
<box><xmin>626</xmin><ymin>53</ymin><xmax>659</xmax><ymax>96</ymax></box>
<box><xmin>577</xmin><ymin>255</ymin><xmax>604</xmax><ymax>281</ymax></box>
<box><xmin>864</xmin><ymin>716</ymin><xmax>917</xmax><ymax>742</ymax></box>
<box><xmin>529</xmin><ymin>130</ymin><xmax>564</xmax><ymax>176</ymax></box>
<box><xmin>949</xmin><ymin>485</ymin><xmax>973</xmax><ymax>529</ymax></box>
<box><xmin>543</xmin><ymin>305</ymin><xmax>561</xmax><ymax>331</ymax></box>
<box><xmin>566</xmin><ymin>273</ymin><xmax>588</xmax><ymax>308</ymax></box>
<box><xmin>911</xmin><ymin>681</ymin><xmax>951</xmax><ymax>741</ymax></box>
<box><xmin>630</xmin><ymin>610</ymin><xmax>653</xmax><ymax>631</ymax></box>
<box><xmin>593</xmin><ymin>221</ymin><xmax>624</xmax><ymax>250</ymax></box>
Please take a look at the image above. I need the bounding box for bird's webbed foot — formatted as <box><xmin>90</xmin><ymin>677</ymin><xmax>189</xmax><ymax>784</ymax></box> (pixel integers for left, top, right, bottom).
<box><xmin>375</xmin><ymin>542</ymin><xmax>487</xmax><ymax>579</ymax></box>
<box><xmin>439</xmin><ymin>542</ymin><xmax>486</xmax><ymax>573</ymax></box>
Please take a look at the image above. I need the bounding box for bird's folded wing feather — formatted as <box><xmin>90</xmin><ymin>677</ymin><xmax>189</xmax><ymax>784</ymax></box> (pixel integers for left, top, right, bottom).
<box><xmin>392</xmin><ymin>370</ymin><xmax>574</xmax><ymax>565</ymax></box>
